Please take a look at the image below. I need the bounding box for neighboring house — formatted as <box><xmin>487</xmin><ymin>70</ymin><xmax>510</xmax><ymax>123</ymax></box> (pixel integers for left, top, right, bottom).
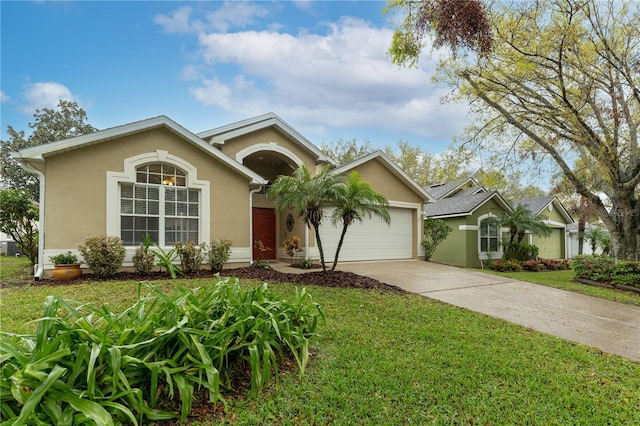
<box><xmin>513</xmin><ymin>197</ymin><xmax>573</xmax><ymax>259</ymax></box>
<box><xmin>12</xmin><ymin>113</ymin><xmax>431</xmax><ymax>278</ymax></box>
<box><xmin>423</xmin><ymin>179</ymin><xmax>573</xmax><ymax>267</ymax></box>
<box><xmin>423</xmin><ymin>179</ymin><xmax>513</xmax><ymax>268</ymax></box>
<box><xmin>566</xmin><ymin>222</ymin><xmax>609</xmax><ymax>257</ymax></box>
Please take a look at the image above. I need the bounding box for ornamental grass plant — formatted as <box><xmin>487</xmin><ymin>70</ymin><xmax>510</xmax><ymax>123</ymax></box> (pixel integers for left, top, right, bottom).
<box><xmin>0</xmin><ymin>277</ymin><xmax>322</xmax><ymax>425</ymax></box>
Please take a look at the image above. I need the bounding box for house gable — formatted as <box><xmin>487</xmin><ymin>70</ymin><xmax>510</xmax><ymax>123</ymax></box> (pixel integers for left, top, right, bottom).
<box><xmin>198</xmin><ymin>113</ymin><xmax>335</xmax><ymax>168</ymax></box>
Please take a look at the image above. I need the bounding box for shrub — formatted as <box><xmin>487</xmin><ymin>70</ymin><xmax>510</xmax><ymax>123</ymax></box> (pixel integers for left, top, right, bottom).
<box><xmin>49</xmin><ymin>251</ymin><xmax>79</xmax><ymax>265</ymax></box>
<box><xmin>490</xmin><ymin>259</ymin><xmax>522</xmax><ymax>272</ymax></box>
<box><xmin>175</xmin><ymin>241</ymin><xmax>206</xmax><ymax>275</ymax></box>
<box><xmin>611</xmin><ymin>261</ymin><xmax>640</xmax><ymax>288</ymax></box>
<box><xmin>299</xmin><ymin>258</ymin><xmax>314</xmax><ymax>270</ymax></box>
<box><xmin>0</xmin><ymin>278</ymin><xmax>322</xmax><ymax>424</ymax></box>
<box><xmin>421</xmin><ymin>218</ymin><xmax>452</xmax><ymax>261</ymax></box>
<box><xmin>503</xmin><ymin>242</ymin><xmax>539</xmax><ymax>261</ymax></box>
<box><xmin>522</xmin><ymin>260</ymin><xmax>545</xmax><ymax>272</ymax></box>
<box><xmin>78</xmin><ymin>235</ymin><xmax>126</xmax><ymax>278</ymax></box>
<box><xmin>132</xmin><ymin>235</ymin><xmax>155</xmax><ymax>275</ymax></box>
<box><xmin>571</xmin><ymin>255</ymin><xmax>615</xmax><ymax>282</ymax></box>
<box><xmin>283</xmin><ymin>235</ymin><xmax>303</xmax><ymax>264</ymax></box>
<box><xmin>208</xmin><ymin>239</ymin><xmax>232</xmax><ymax>272</ymax></box>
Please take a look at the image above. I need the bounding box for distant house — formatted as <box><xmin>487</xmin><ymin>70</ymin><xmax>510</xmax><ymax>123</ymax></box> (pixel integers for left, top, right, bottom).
<box><xmin>423</xmin><ymin>178</ymin><xmax>512</xmax><ymax>268</ymax></box>
<box><xmin>513</xmin><ymin>197</ymin><xmax>573</xmax><ymax>259</ymax></box>
<box><xmin>423</xmin><ymin>179</ymin><xmax>573</xmax><ymax>267</ymax></box>
<box><xmin>566</xmin><ymin>222</ymin><xmax>609</xmax><ymax>257</ymax></box>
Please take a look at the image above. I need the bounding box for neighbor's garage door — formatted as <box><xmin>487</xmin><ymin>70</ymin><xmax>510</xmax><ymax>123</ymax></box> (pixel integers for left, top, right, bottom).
<box><xmin>320</xmin><ymin>207</ymin><xmax>413</xmax><ymax>262</ymax></box>
<box><xmin>536</xmin><ymin>228</ymin><xmax>564</xmax><ymax>259</ymax></box>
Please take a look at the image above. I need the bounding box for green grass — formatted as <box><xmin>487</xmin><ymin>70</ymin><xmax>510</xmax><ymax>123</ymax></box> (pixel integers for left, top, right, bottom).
<box><xmin>2</xmin><ymin>277</ymin><xmax>639</xmax><ymax>425</ymax></box>
<box><xmin>480</xmin><ymin>269</ymin><xmax>640</xmax><ymax>306</ymax></box>
<box><xmin>0</xmin><ymin>255</ymin><xmax>33</xmax><ymax>285</ymax></box>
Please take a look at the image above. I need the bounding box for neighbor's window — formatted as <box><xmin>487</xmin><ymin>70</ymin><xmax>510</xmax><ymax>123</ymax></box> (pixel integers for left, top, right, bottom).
<box><xmin>120</xmin><ymin>164</ymin><xmax>199</xmax><ymax>246</ymax></box>
<box><xmin>479</xmin><ymin>218</ymin><xmax>499</xmax><ymax>253</ymax></box>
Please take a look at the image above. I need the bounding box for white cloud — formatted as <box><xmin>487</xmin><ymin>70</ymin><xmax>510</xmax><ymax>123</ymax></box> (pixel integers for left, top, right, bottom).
<box><xmin>0</xmin><ymin>91</ymin><xmax>9</xmax><ymax>103</ymax></box>
<box><xmin>190</xmin><ymin>16</ymin><xmax>465</xmax><ymax>141</ymax></box>
<box><xmin>154</xmin><ymin>6</ymin><xmax>197</xmax><ymax>34</ymax></box>
<box><xmin>157</xmin><ymin>5</ymin><xmax>469</xmax><ymax>147</ymax></box>
<box><xmin>154</xmin><ymin>2</ymin><xmax>269</xmax><ymax>34</ymax></box>
<box><xmin>21</xmin><ymin>81</ymin><xmax>76</xmax><ymax>114</ymax></box>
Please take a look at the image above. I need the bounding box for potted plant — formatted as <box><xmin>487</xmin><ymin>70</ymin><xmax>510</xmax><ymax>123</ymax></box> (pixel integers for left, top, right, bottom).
<box><xmin>49</xmin><ymin>251</ymin><xmax>82</xmax><ymax>280</ymax></box>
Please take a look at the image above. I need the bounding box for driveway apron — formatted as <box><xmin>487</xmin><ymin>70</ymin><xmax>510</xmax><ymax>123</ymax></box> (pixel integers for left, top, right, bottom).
<box><xmin>337</xmin><ymin>260</ymin><xmax>640</xmax><ymax>362</ymax></box>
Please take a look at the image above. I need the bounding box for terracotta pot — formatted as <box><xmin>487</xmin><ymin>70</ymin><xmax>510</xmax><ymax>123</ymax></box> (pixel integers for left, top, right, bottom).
<box><xmin>51</xmin><ymin>264</ymin><xmax>82</xmax><ymax>281</ymax></box>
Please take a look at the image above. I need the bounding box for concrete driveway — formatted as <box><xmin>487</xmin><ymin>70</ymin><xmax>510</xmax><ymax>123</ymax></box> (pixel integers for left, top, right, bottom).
<box><xmin>337</xmin><ymin>260</ymin><xmax>640</xmax><ymax>362</ymax></box>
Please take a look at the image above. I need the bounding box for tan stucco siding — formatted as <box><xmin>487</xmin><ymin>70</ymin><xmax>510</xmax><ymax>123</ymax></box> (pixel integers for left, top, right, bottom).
<box><xmin>346</xmin><ymin>159</ymin><xmax>423</xmax><ymax>205</ymax></box>
<box><xmin>220</xmin><ymin>128</ymin><xmax>317</xmax><ymax>169</ymax></box>
<box><xmin>44</xmin><ymin>128</ymin><xmax>251</xmax><ymax>249</ymax></box>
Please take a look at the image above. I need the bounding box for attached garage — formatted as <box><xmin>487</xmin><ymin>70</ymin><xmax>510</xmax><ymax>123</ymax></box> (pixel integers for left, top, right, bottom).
<box><xmin>320</xmin><ymin>207</ymin><xmax>414</xmax><ymax>261</ymax></box>
<box><xmin>534</xmin><ymin>228</ymin><xmax>565</xmax><ymax>259</ymax></box>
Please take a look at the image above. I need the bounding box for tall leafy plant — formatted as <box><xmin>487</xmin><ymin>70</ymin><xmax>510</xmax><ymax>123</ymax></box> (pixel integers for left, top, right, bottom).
<box><xmin>0</xmin><ymin>278</ymin><xmax>322</xmax><ymax>424</ymax></box>
<box><xmin>269</xmin><ymin>165</ymin><xmax>344</xmax><ymax>272</ymax></box>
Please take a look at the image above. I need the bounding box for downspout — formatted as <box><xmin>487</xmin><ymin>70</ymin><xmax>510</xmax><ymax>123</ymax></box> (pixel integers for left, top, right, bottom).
<box><xmin>249</xmin><ymin>187</ymin><xmax>261</xmax><ymax>265</ymax></box>
<box><xmin>18</xmin><ymin>161</ymin><xmax>46</xmax><ymax>280</ymax></box>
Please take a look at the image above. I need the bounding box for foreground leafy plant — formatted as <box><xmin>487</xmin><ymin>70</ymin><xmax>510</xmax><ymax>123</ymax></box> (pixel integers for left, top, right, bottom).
<box><xmin>152</xmin><ymin>244</ymin><xmax>184</xmax><ymax>278</ymax></box>
<box><xmin>0</xmin><ymin>278</ymin><xmax>322</xmax><ymax>424</ymax></box>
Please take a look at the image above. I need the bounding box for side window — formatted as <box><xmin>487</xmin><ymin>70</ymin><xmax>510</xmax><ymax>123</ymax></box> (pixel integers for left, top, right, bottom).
<box><xmin>479</xmin><ymin>218</ymin><xmax>499</xmax><ymax>253</ymax></box>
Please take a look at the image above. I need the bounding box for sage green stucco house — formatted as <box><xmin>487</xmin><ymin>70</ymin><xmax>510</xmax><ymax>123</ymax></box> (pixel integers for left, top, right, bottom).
<box><xmin>423</xmin><ymin>178</ymin><xmax>573</xmax><ymax>268</ymax></box>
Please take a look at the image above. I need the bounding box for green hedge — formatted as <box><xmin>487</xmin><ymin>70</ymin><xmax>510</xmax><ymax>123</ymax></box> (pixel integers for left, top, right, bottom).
<box><xmin>571</xmin><ymin>255</ymin><xmax>640</xmax><ymax>289</ymax></box>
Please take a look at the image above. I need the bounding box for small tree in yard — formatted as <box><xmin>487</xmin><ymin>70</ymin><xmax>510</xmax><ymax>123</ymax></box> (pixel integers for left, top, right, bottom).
<box><xmin>0</xmin><ymin>189</ymin><xmax>39</xmax><ymax>274</ymax></box>
<box><xmin>422</xmin><ymin>217</ymin><xmax>452</xmax><ymax>261</ymax></box>
<box><xmin>269</xmin><ymin>165</ymin><xmax>344</xmax><ymax>273</ymax></box>
<box><xmin>330</xmin><ymin>171</ymin><xmax>390</xmax><ymax>271</ymax></box>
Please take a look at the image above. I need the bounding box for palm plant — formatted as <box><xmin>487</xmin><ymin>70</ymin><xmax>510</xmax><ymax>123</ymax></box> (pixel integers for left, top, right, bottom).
<box><xmin>584</xmin><ymin>227</ymin><xmax>606</xmax><ymax>253</ymax></box>
<box><xmin>501</xmin><ymin>204</ymin><xmax>552</xmax><ymax>244</ymax></box>
<box><xmin>330</xmin><ymin>171</ymin><xmax>390</xmax><ymax>271</ymax></box>
<box><xmin>269</xmin><ymin>165</ymin><xmax>344</xmax><ymax>272</ymax></box>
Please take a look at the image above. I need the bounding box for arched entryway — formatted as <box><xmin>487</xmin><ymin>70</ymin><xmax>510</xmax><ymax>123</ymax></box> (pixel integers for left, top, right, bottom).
<box><xmin>239</xmin><ymin>146</ymin><xmax>303</xmax><ymax>262</ymax></box>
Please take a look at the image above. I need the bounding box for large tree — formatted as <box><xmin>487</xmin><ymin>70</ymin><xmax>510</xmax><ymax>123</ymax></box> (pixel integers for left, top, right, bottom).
<box><xmin>269</xmin><ymin>165</ymin><xmax>344</xmax><ymax>272</ymax></box>
<box><xmin>390</xmin><ymin>0</ymin><xmax>640</xmax><ymax>260</ymax></box>
<box><xmin>0</xmin><ymin>189</ymin><xmax>39</xmax><ymax>274</ymax></box>
<box><xmin>1</xmin><ymin>100</ymin><xmax>96</xmax><ymax>199</ymax></box>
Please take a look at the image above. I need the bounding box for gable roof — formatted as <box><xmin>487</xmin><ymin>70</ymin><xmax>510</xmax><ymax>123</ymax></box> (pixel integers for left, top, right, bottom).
<box><xmin>423</xmin><ymin>191</ymin><xmax>512</xmax><ymax>219</ymax></box>
<box><xmin>331</xmin><ymin>150</ymin><xmax>434</xmax><ymax>202</ymax></box>
<box><xmin>11</xmin><ymin>115</ymin><xmax>268</xmax><ymax>185</ymax></box>
<box><xmin>514</xmin><ymin>196</ymin><xmax>573</xmax><ymax>223</ymax></box>
<box><xmin>424</xmin><ymin>177</ymin><xmax>484</xmax><ymax>200</ymax></box>
<box><xmin>197</xmin><ymin>112</ymin><xmax>336</xmax><ymax>166</ymax></box>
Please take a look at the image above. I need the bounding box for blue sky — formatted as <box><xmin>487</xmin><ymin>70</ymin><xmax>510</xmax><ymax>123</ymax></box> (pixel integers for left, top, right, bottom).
<box><xmin>1</xmin><ymin>1</ymin><xmax>469</xmax><ymax>153</ymax></box>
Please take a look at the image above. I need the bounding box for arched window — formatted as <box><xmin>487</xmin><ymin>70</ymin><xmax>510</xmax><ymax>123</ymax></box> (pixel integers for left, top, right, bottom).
<box><xmin>120</xmin><ymin>163</ymin><xmax>199</xmax><ymax>246</ymax></box>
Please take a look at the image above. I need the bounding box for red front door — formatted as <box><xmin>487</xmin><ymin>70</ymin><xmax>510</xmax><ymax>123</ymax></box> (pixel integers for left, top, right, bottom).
<box><xmin>252</xmin><ymin>208</ymin><xmax>276</xmax><ymax>260</ymax></box>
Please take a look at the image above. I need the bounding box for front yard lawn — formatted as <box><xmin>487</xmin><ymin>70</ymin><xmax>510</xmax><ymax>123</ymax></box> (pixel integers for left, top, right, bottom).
<box><xmin>2</xmin><ymin>275</ymin><xmax>639</xmax><ymax>425</ymax></box>
<box><xmin>480</xmin><ymin>269</ymin><xmax>640</xmax><ymax>306</ymax></box>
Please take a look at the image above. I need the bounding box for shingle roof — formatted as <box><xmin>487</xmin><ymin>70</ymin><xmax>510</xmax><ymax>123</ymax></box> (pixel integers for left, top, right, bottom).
<box><xmin>424</xmin><ymin>179</ymin><xmax>470</xmax><ymax>199</ymax></box>
<box><xmin>514</xmin><ymin>196</ymin><xmax>555</xmax><ymax>216</ymax></box>
<box><xmin>424</xmin><ymin>191</ymin><xmax>505</xmax><ymax>218</ymax></box>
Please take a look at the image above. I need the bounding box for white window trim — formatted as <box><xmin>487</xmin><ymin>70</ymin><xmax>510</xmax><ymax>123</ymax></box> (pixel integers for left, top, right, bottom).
<box><xmin>235</xmin><ymin>142</ymin><xmax>304</xmax><ymax>166</ymax></box>
<box><xmin>477</xmin><ymin>213</ymin><xmax>503</xmax><ymax>260</ymax></box>
<box><xmin>106</xmin><ymin>150</ymin><xmax>210</xmax><ymax>248</ymax></box>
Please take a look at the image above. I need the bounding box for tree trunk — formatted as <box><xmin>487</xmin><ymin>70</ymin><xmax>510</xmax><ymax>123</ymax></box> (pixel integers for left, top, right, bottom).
<box><xmin>331</xmin><ymin>223</ymin><xmax>349</xmax><ymax>272</ymax></box>
<box><xmin>600</xmin><ymin>190</ymin><xmax>639</xmax><ymax>261</ymax></box>
<box><xmin>313</xmin><ymin>224</ymin><xmax>327</xmax><ymax>272</ymax></box>
<box><xmin>577</xmin><ymin>218</ymin><xmax>585</xmax><ymax>255</ymax></box>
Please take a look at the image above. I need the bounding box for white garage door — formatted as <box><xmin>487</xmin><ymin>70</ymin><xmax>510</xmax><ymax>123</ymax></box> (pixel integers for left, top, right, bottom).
<box><xmin>319</xmin><ymin>207</ymin><xmax>413</xmax><ymax>262</ymax></box>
